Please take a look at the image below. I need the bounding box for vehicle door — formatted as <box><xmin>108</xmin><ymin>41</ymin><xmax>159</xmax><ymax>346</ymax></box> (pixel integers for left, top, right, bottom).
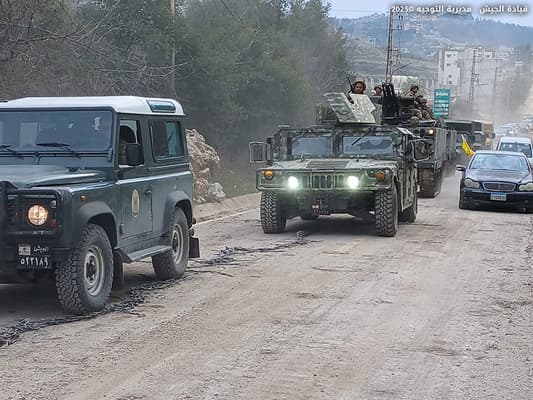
<box><xmin>117</xmin><ymin>118</ymin><xmax>154</xmax><ymax>239</ymax></box>
<box><xmin>145</xmin><ymin>118</ymin><xmax>192</xmax><ymax>236</ymax></box>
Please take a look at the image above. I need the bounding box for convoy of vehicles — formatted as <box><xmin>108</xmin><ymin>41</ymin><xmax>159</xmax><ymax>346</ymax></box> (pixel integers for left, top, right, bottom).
<box><xmin>0</xmin><ymin>96</ymin><xmax>199</xmax><ymax>314</ymax></box>
<box><xmin>0</xmin><ymin>89</ymin><xmax>526</xmax><ymax>314</ymax></box>
<box><xmin>249</xmin><ymin>87</ymin><xmax>442</xmax><ymax>237</ymax></box>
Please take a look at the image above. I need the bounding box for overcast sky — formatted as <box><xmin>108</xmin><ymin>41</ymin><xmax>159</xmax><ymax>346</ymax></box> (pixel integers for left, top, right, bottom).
<box><xmin>328</xmin><ymin>0</ymin><xmax>533</xmax><ymax>27</ymax></box>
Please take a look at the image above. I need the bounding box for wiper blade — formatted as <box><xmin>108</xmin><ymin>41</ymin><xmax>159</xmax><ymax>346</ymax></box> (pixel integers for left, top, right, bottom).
<box><xmin>36</xmin><ymin>142</ymin><xmax>81</xmax><ymax>158</ymax></box>
<box><xmin>350</xmin><ymin>132</ymin><xmax>371</xmax><ymax>147</ymax></box>
<box><xmin>0</xmin><ymin>144</ymin><xmax>23</xmax><ymax>158</ymax></box>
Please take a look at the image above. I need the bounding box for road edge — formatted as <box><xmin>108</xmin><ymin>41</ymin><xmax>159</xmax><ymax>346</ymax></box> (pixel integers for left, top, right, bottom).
<box><xmin>194</xmin><ymin>192</ymin><xmax>260</xmax><ymax>222</ymax></box>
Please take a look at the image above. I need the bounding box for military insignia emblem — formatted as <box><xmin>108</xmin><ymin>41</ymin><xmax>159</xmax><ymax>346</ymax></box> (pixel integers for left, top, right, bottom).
<box><xmin>131</xmin><ymin>189</ymin><xmax>140</xmax><ymax>217</ymax></box>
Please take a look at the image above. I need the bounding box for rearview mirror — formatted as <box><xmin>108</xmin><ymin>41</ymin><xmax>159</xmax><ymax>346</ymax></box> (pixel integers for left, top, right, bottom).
<box><xmin>249</xmin><ymin>141</ymin><xmax>272</xmax><ymax>163</ymax></box>
<box><xmin>456</xmin><ymin>165</ymin><xmax>466</xmax><ymax>172</ymax></box>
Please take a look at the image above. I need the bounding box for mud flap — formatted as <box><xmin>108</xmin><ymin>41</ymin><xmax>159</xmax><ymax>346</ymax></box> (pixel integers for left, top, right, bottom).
<box><xmin>189</xmin><ymin>236</ymin><xmax>200</xmax><ymax>258</ymax></box>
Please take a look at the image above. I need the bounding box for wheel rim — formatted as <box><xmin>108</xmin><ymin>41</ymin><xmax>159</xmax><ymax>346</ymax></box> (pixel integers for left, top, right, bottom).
<box><xmin>171</xmin><ymin>223</ymin><xmax>185</xmax><ymax>264</ymax></box>
<box><xmin>84</xmin><ymin>245</ymin><xmax>105</xmax><ymax>296</ymax></box>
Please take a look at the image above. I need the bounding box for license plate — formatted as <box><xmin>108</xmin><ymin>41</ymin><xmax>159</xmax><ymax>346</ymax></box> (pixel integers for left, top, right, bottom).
<box><xmin>17</xmin><ymin>244</ymin><xmax>51</xmax><ymax>269</ymax></box>
<box><xmin>490</xmin><ymin>192</ymin><xmax>507</xmax><ymax>201</ymax></box>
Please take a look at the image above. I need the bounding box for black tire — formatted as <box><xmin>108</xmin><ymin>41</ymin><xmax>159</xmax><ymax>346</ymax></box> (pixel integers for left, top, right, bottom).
<box><xmin>152</xmin><ymin>207</ymin><xmax>189</xmax><ymax>280</ymax></box>
<box><xmin>260</xmin><ymin>191</ymin><xmax>286</xmax><ymax>233</ymax></box>
<box><xmin>55</xmin><ymin>224</ymin><xmax>113</xmax><ymax>315</ymax></box>
<box><xmin>459</xmin><ymin>191</ymin><xmax>469</xmax><ymax>209</ymax></box>
<box><xmin>375</xmin><ymin>186</ymin><xmax>399</xmax><ymax>237</ymax></box>
<box><xmin>399</xmin><ymin>191</ymin><xmax>417</xmax><ymax>223</ymax></box>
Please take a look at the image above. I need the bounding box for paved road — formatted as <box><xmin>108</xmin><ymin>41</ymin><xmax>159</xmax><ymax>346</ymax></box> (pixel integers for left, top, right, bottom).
<box><xmin>1</xmin><ymin>173</ymin><xmax>532</xmax><ymax>400</ymax></box>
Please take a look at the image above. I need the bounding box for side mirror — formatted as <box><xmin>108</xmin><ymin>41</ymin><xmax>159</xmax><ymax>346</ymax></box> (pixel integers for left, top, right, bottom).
<box><xmin>456</xmin><ymin>165</ymin><xmax>466</xmax><ymax>172</ymax></box>
<box><xmin>249</xmin><ymin>141</ymin><xmax>272</xmax><ymax>163</ymax></box>
<box><xmin>126</xmin><ymin>143</ymin><xmax>143</xmax><ymax>166</ymax></box>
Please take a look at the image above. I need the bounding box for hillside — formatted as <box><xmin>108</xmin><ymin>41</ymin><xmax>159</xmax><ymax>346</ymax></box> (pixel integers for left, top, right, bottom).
<box><xmin>330</xmin><ymin>14</ymin><xmax>533</xmax><ymax>79</ymax></box>
<box><xmin>332</xmin><ymin>12</ymin><xmax>533</xmax><ymax>58</ymax></box>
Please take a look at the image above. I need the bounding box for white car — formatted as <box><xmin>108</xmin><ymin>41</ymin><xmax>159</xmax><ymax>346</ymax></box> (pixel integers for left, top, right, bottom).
<box><xmin>496</xmin><ymin>136</ymin><xmax>533</xmax><ymax>164</ymax></box>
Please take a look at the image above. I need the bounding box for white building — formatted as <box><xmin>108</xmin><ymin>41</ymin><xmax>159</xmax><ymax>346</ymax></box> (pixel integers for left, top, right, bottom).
<box><xmin>438</xmin><ymin>46</ymin><xmax>508</xmax><ymax>114</ymax></box>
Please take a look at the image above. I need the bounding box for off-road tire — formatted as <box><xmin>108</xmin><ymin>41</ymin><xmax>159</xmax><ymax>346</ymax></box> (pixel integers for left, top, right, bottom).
<box><xmin>152</xmin><ymin>207</ymin><xmax>189</xmax><ymax>280</ymax></box>
<box><xmin>55</xmin><ymin>224</ymin><xmax>113</xmax><ymax>315</ymax></box>
<box><xmin>260</xmin><ymin>191</ymin><xmax>286</xmax><ymax>234</ymax></box>
<box><xmin>375</xmin><ymin>186</ymin><xmax>399</xmax><ymax>237</ymax></box>
<box><xmin>419</xmin><ymin>169</ymin><xmax>442</xmax><ymax>198</ymax></box>
<box><xmin>399</xmin><ymin>191</ymin><xmax>417</xmax><ymax>223</ymax></box>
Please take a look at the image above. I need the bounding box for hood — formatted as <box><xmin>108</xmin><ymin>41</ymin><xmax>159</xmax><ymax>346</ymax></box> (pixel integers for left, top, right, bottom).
<box><xmin>468</xmin><ymin>168</ymin><xmax>531</xmax><ymax>183</ymax></box>
<box><xmin>272</xmin><ymin>158</ymin><xmax>398</xmax><ymax>171</ymax></box>
<box><xmin>0</xmin><ymin>165</ymin><xmax>107</xmax><ymax>188</ymax></box>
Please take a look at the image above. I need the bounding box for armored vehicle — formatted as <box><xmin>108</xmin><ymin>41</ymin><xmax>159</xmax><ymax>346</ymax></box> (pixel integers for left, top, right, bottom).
<box><xmin>410</xmin><ymin>124</ymin><xmax>457</xmax><ymax>197</ymax></box>
<box><xmin>0</xmin><ymin>96</ymin><xmax>199</xmax><ymax>314</ymax></box>
<box><xmin>250</xmin><ymin>90</ymin><xmax>430</xmax><ymax>237</ymax></box>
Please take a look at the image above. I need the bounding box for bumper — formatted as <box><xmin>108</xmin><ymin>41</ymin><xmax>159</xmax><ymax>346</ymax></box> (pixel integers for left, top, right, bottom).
<box><xmin>462</xmin><ymin>188</ymin><xmax>533</xmax><ymax>208</ymax></box>
<box><xmin>278</xmin><ymin>190</ymin><xmax>377</xmax><ymax>215</ymax></box>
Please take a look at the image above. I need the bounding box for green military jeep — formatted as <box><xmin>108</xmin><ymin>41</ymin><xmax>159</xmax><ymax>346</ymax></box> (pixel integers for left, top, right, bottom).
<box><xmin>250</xmin><ymin>92</ymin><xmax>429</xmax><ymax>237</ymax></box>
<box><xmin>0</xmin><ymin>96</ymin><xmax>199</xmax><ymax>314</ymax></box>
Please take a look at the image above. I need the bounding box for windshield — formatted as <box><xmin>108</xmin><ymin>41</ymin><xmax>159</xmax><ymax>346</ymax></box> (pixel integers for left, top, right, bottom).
<box><xmin>498</xmin><ymin>142</ymin><xmax>533</xmax><ymax>158</ymax></box>
<box><xmin>342</xmin><ymin>136</ymin><xmax>394</xmax><ymax>157</ymax></box>
<box><xmin>289</xmin><ymin>136</ymin><xmax>333</xmax><ymax>158</ymax></box>
<box><xmin>470</xmin><ymin>153</ymin><xmax>529</xmax><ymax>172</ymax></box>
<box><xmin>0</xmin><ymin>110</ymin><xmax>113</xmax><ymax>152</ymax></box>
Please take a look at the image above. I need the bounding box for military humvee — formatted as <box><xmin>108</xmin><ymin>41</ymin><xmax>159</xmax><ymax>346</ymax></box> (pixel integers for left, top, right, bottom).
<box><xmin>0</xmin><ymin>96</ymin><xmax>199</xmax><ymax>314</ymax></box>
<box><xmin>250</xmin><ymin>89</ymin><xmax>430</xmax><ymax>237</ymax></box>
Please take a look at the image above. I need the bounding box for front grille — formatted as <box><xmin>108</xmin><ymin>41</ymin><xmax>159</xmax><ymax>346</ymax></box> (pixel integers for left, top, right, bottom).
<box><xmin>301</xmin><ymin>173</ymin><xmax>346</xmax><ymax>189</ymax></box>
<box><xmin>307</xmin><ymin>160</ymin><xmax>349</xmax><ymax>169</ymax></box>
<box><xmin>482</xmin><ymin>182</ymin><xmax>516</xmax><ymax>191</ymax></box>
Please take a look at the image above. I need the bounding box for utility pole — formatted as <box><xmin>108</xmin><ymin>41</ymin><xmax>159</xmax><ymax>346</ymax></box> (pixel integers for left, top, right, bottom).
<box><xmin>468</xmin><ymin>48</ymin><xmax>481</xmax><ymax>110</ymax></box>
<box><xmin>385</xmin><ymin>10</ymin><xmax>394</xmax><ymax>83</ymax></box>
<box><xmin>385</xmin><ymin>10</ymin><xmax>404</xmax><ymax>84</ymax></box>
<box><xmin>491</xmin><ymin>65</ymin><xmax>498</xmax><ymax>116</ymax></box>
<box><xmin>169</xmin><ymin>0</ymin><xmax>176</xmax><ymax>96</ymax></box>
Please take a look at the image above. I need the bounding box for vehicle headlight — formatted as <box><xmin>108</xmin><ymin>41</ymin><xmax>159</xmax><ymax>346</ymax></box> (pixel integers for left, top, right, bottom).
<box><xmin>27</xmin><ymin>205</ymin><xmax>49</xmax><ymax>226</ymax></box>
<box><xmin>263</xmin><ymin>170</ymin><xmax>274</xmax><ymax>180</ymax></box>
<box><xmin>519</xmin><ymin>182</ymin><xmax>533</xmax><ymax>191</ymax></box>
<box><xmin>287</xmin><ymin>176</ymin><xmax>299</xmax><ymax>190</ymax></box>
<box><xmin>464</xmin><ymin>178</ymin><xmax>480</xmax><ymax>189</ymax></box>
<box><xmin>347</xmin><ymin>175</ymin><xmax>359</xmax><ymax>189</ymax></box>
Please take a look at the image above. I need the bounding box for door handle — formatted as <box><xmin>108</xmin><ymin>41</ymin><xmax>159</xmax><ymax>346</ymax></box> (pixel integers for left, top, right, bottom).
<box><xmin>144</xmin><ymin>189</ymin><xmax>153</xmax><ymax>196</ymax></box>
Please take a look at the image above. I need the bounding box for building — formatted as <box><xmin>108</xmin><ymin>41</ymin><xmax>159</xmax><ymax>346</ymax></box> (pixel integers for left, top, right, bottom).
<box><xmin>438</xmin><ymin>46</ymin><xmax>509</xmax><ymax>115</ymax></box>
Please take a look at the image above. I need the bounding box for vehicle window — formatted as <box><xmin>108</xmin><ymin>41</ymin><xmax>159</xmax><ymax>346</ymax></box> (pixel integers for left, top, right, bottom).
<box><xmin>470</xmin><ymin>154</ymin><xmax>529</xmax><ymax>171</ymax></box>
<box><xmin>289</xmin><ymin>136</ymin><xmax>332</xmax><ymax>158</ymax></box>
<box><xmin>150</xmin><ymin>120</ymin><xmax>184</xmax><ymax>161</ymax></box>
<box><xmin>118</xmin><ymin>119</ymin><xmax>142</xmax><ymax>165</ymax></box>
<box><xmin>342</xmin><ymin>136</ymin><xmax>394</xmax><ymax>156</ymax></box>
<box><xmin>0</xmin><ymin>110</ymin><xmax>113</xmax><ymax>150</ymax></box>
<box><xmin>498</xmin><ymin>142</ymin><xmax>532</xmax><ymax>158</ymax></box>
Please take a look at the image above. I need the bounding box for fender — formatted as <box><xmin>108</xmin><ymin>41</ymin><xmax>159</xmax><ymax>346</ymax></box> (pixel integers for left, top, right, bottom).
<box><xmin>162</xmin><ymin>190</ymin><xmax>193</xmax><ymax>227</ymax></box>
<box><xmin>69</xmin><ymin>201</ymin><xmax>118</xmax><ymax>247</ymax></box>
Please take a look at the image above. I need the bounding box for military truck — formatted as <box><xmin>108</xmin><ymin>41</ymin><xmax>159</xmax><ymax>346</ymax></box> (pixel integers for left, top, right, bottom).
<box><xmin>249</xmin><ymin>89</ymin><xmax>430</xmax><ymax>237</ymax></box>
<box><xmin>443</xmin><ymin>119</ymin><xmax>482</xmax><ymax>164</ymax></box>
<box><xmin>0</xmin><ymin>96</ymin><xmax>199</xmax><ymax>315</ymax></box>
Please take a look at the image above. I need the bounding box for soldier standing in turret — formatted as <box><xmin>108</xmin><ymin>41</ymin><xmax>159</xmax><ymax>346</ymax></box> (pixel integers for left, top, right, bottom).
<box><xmin>346</xmin><ymin>79</ymin><xmax>366</xmax><ymax>103</ymax></box>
